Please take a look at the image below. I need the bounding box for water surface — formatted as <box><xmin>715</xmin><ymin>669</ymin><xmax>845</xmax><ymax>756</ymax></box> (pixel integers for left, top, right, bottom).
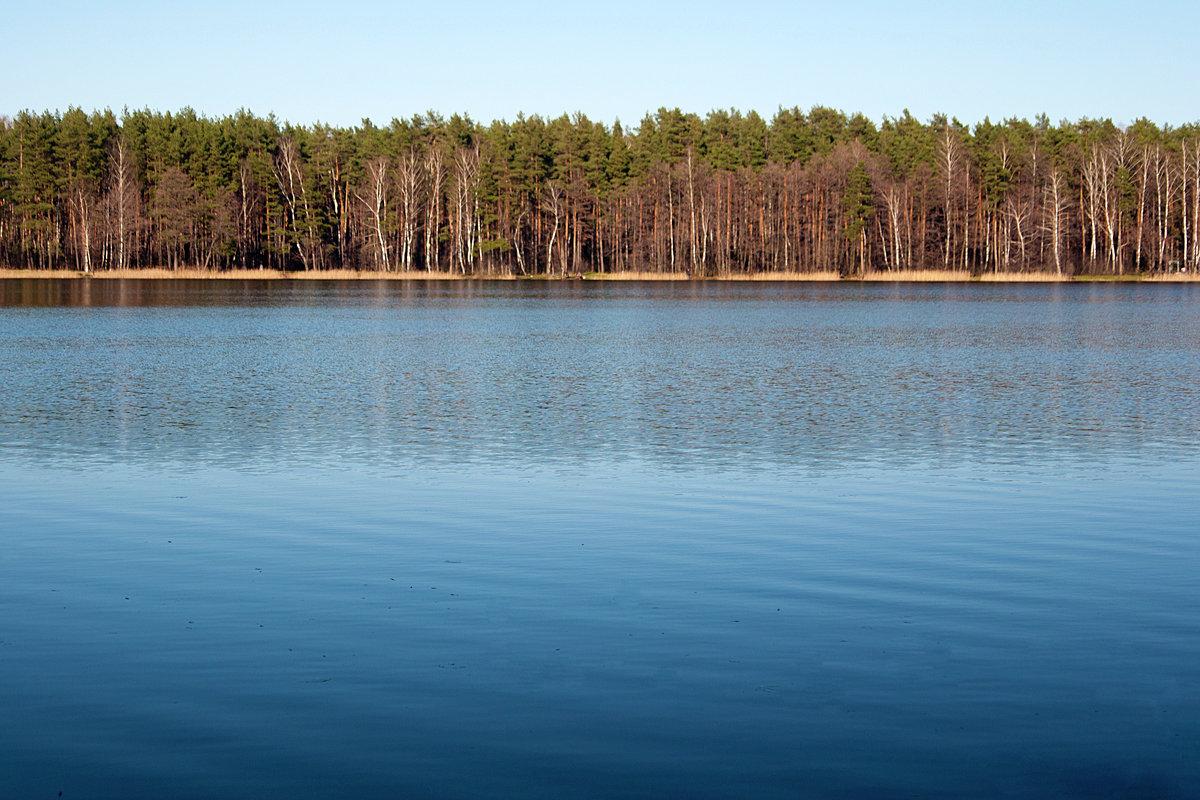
<box><xmin>1</xmin><ymin>280</ymin><xmax>1198</xmax><ymax>798</ymax></box>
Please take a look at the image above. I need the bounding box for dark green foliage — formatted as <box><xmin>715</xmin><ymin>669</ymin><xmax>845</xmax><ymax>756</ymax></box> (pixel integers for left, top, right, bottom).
<box><xmin>843</xmin><ymin>162</ymin><xmax>873</xmax><ymax>241</ymax></box>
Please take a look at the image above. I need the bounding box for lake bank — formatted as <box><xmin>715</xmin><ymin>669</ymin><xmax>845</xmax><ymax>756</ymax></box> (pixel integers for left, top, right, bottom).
<box><xmin>2</xmin><ymin>267</ymin><xmax>1198</xmax><ymax>282</ymax></box>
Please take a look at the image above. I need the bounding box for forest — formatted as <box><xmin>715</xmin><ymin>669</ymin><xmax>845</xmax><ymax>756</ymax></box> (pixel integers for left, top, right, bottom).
<box><xmin>1</xmin><ymin>106</ymin><xmax>1199</xmax><ymax>276</ymax></box>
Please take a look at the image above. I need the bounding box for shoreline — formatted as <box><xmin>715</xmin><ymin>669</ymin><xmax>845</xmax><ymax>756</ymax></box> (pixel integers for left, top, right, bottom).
<box><xmin>0</xmin><ymin>268</ymin><xmax>1197</xmax><ymax>283</ymax></box>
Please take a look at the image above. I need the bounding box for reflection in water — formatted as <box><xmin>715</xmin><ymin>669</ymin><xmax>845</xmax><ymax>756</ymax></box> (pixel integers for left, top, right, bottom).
<box><xmin>1</xmin><ymin>280</ymin><xmax>1199</xmax><ymax>799</ymax></box>
<box><xmin>1</xmin><ymin>280</ymin><xmax>1199</xmax><ymax>472</ymax></box>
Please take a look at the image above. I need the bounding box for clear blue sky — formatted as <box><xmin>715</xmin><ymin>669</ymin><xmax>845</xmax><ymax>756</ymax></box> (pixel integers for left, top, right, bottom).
<box><xmin>4</xmin><ymin>0</ymin><xmax>1198</xmax><ymax>127</ymax></box>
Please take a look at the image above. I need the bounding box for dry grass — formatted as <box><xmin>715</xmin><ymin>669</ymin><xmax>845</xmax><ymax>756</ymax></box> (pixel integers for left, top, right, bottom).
<box><xmin>582</xmin><ymin>271</ymin><xmax>690</xmax><ymax>281</ymax></box>
<box><xmin>860</xmin><ymin>269</ymin><xmax>968</xmax><ymax>282</ymax></box>
<box><xmin>0</xmin><ymin>267</ymin><xmax>507</xmax><ymax>281</ymax></box>
<box><xmin>860</xmin><ymin>269</ymin><xmax>1068</xmax><ymax>282</ymax></box>
<box><xmin>714</xmin><ymin>271</ymin><xmax>841</xmax><ymax>281</ymax></box>
<box><xmin>0</xmin><ymin>268</ymin><xmax>84</xmax><ymax>279</ymax></box>
<box><xmin>584</xmin><ymin>270</ymin><xmax>842</xmax><ymax>281</ymax></box>
<box><xmin>975</xmin><ymin>272</ymin><xmax>1067</xmax><ymax>282</ymax></box>
<box><xmin>1140</xmin><ymin>272</ymin><xmax>1200</xmax><ymax>282</ymax></box>
<box><xmin>283</xmin><ymin>269</ymin><xmax>510</xmax><ymax>280</ymax></box>
<box><xmin>3</xmin><ymin>266</ymin><xmax>1197</xmax><ymax>283</ymax></box>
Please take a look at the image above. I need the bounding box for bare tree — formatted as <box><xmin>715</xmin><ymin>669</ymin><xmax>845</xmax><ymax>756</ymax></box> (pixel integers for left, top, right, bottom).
<box><xmin>1041</xmin><ymin>168</ymin><xmax>1070</xmax><ymax>275</ymax></box>
<box><xmin>542</xmin><ymin>181</ymin><xmax>564</xmax><ymax>276</ymax></box>
<box><xmin>354</xmin><ymin>157</ymin><xmax>391</xmax><ymax>270</ymax></box>
<box><xmin>450</xmin><ymin>145</ymin><xmax>480</xmax><ymax>273</ymax></box>
<box><xmin>103</xmin><ymin>137</ymin><xmax>140</xmax><ymax>270</ymax></box>
<box><xmin>274</xmin><ymin>136</ymin><xmax>318</xmax><ymax>270</ymax></box>
<box><xmin>938</xmin><ymin>125</ymin><xmax>964</xmax><ymax>269</ymax></box>
<box><xmin>423</xmin><ymin>146</ymin><xmax>444</xmax><ymax>271</ymax></box>
<box><xmin>396</xmin><ymin>148</ymin><xmax>421</xmax><ymax>270</ymax></box>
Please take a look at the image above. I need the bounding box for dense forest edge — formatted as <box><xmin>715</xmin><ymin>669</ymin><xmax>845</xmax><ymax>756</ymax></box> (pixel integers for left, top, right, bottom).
<box><xmin>2</xmin><ymin>107</ymin><xmax>1200</xmax><ymax>278</ymax></box>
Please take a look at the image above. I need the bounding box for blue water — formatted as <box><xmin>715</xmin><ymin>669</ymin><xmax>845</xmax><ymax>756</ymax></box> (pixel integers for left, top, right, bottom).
<box><xmin>1</xmin><ymin>280</ymin><xmax>1198</xmax><ymax>799</ymax></box>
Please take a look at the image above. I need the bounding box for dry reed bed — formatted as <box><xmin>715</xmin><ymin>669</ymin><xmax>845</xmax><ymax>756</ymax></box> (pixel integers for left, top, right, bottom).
<box><xmin>2</xmin><ymin>267</ymin><xmax>1198</xmax><ymax>282</ymax></box>
<box><xmin>0</xmin><ymin>268</ymin><xmax>494</xmax><ymax>281</ymax></box>
<box><xmin>1141</xmin><ymin>272</ymin><xmax>1200</xmax><ymax>282</ymax></box>
<box><xmin>860</xmin><ymin>270</ymin><xmax>1064</xmax><ymax>282</ymax></box>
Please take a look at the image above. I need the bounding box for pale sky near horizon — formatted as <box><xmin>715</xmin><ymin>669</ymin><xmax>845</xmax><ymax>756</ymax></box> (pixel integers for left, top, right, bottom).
<box><xmin>4</xmin><ymin>0</ymin><xmax>1198</xmax><ymax>127</ymax></box>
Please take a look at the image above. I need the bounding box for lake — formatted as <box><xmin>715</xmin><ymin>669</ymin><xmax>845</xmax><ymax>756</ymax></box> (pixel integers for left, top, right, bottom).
<box><xmin>1</xmin><ymin>279</ymin><xmax>1197</xmax><ymax>799</ymax></box>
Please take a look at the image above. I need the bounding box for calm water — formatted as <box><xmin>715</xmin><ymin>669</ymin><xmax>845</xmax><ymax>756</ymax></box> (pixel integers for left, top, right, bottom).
<box><xmin>1</xmin><ymin>280</ymin><xmax>1198</xmax><ymax>799</ymax></box>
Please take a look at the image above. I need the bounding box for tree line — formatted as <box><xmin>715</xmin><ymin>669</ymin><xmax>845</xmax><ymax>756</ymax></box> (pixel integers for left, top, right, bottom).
<box><xmin>2</xmin><ymin>106</ymin><xmax>1199</xmax><ymax>276</ymax></box>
